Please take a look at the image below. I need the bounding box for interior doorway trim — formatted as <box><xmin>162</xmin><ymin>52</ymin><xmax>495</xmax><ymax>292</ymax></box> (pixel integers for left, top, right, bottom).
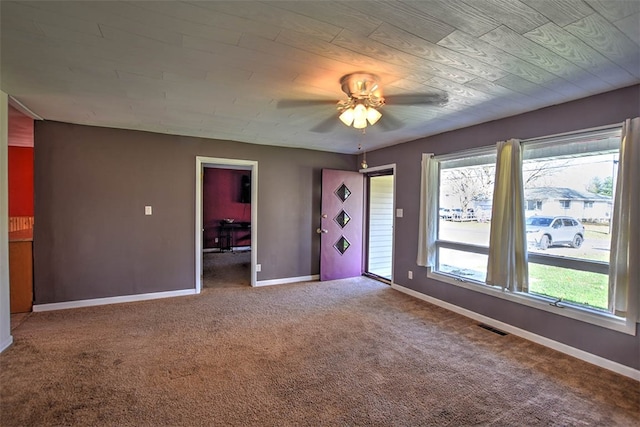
<box><xmin>195</xmin><ymin>156</ymin><xmax>258</xmax><ymax>293</ymax></box>
<box><xmin>0</xmin><ymin>91</ymin><xmax>13</xmax><ymax>353</ymax></box>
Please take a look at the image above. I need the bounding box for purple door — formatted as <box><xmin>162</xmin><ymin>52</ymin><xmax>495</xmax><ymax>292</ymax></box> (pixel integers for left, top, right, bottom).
<box><xmin>320</xmin><ymin>169</ymin><xmax>364</xmax><ymax>281</ymax></box>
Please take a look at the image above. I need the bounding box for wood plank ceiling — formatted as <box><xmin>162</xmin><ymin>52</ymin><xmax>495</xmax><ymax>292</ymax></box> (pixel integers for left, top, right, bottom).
<box><xmin>1</xmin><ymin>1</ymin><xmax>638</xmax><ymax>154</ymax></box>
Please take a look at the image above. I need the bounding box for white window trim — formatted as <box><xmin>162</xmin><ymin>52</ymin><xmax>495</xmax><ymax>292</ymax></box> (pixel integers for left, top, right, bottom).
<box><xmin>432</xmin><ymin>123</ymin><xmax>634</xmax><ymax>335</ymax></box>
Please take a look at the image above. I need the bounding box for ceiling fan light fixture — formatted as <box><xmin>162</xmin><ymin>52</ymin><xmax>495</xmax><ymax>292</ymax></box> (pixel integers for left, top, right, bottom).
<box><xmin>339</xmin><ymin>108</ymin><xmax>355</xmax><ymax>126</ymax></box>
<box><xmin>338</xmin><ymin>104</ymin><xmax>382</xmax><ymax>129</ymax></box>
<box><xmin>366</xmin><ymin>107</ymin><xmax>382</xmax><ymax>125</ymax></box>
<box><xmin>280</xmin><ymin>71</ymin><xmax>447</xmax><ymax>133</ymax></box>
<box><xmin>352</xmin><ymin>103</ymin><xmax>368</xmax><ymax>129</ymax></box>
<box><xmin>337</xmin><ymin>74</ymin><xmax>386</xmax><ymax>130</ymax></box>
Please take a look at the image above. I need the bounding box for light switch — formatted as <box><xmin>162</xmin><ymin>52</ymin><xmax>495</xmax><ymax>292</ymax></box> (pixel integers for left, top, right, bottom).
<box><xmin>145</xmin><ymin>206</ymin><xmax>152</xmax><ymax>215</ymax></box>
<box><xmin>396</xmin><ymin>208</ymin><xmax>403</xmax><ymax>218</ymax></box>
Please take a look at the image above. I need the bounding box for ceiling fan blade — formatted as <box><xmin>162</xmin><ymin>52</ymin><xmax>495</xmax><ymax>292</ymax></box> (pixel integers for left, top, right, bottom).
<box><xmin>384</xmin><ymin>93</ymin><xmax>448</xmax><ymax>106</ymax></box>
<box><xmin>310</xmin><ymin>115</ymin><xmax>340</xmax><ymax>133</ymax></box>
<box><xmin>277</xmin><ymin>99</ymin><xmax>337</xmax><ymax>109</ymax></box>
<box><xmin>377</xmin><ymin>110</ymin><xmax>404</xmax><ymax>131</ymax></box>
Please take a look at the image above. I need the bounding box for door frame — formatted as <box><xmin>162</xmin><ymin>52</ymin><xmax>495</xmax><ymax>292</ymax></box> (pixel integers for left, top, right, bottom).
<box><xmin>195</xmin><ymin>156</ymin><xmax>258</xmax><ymax>292</ymax></box>
<box><xmin>360</xmin><ymin>163</ymin><xmax>396</xmax><ymax>284</ymax></box>
<box><xmin>0</xmin><ymin>92</ymin><xmax>12</xmax><ymax>352</ymax></box>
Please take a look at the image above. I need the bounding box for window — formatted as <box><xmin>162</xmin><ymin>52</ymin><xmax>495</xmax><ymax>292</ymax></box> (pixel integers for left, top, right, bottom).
<box><xmin>522</xmin><ymin>128</ymin><xmax>620</xmax><ymax>312</ymax></box>
<box><xmin>437</xmin><ymin>150</ymin><xmax>496</xmax><ymax>281</ymax></box>
<box><xmin>433</xmin><ymin>127</ymin><xmax>625</xmax><ymax>325</ymax></box>
<box><xmin>527</xmin><ymin>200</ymin><xmax>542</xmax><ymax>211</ymax></box>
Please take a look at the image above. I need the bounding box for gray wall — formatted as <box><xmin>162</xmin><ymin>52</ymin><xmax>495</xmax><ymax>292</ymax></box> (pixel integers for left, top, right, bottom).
<box><xmin>33</xmin><ymin>122</ymin><xmax>355</xmax><ymax>303</ymax></box>
<box><xmin>364</xmin><ymin>85</ymin><xmax>640</xmax><ymax>370</ymax></box>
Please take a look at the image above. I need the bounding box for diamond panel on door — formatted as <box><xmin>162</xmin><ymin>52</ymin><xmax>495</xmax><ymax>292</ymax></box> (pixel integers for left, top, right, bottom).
<box><xmin>334</xmin><ymin>236</ymin><xmax>351</xmax><ymax>255</ymax></box>
<box><xmin>334</xmin><ymin>210</ymin><xmax>351</xmax><ymax>228</ymax></box>
<box><xmin>334</xmin><ymin>183</ymin><xmax>351</xmax><ymax>202</ymax></box>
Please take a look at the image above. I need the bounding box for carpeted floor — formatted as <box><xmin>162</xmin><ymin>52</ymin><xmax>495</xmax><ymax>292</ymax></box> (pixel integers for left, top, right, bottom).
<box><xmin>203</xmin><ymin>251</ymin><xmax>251</xmax><ymax>288</ymax></box>
<box><xmin>1</xmin><ymin>277</ymin><xmax>638</xmax><ymax>426</ymax></box>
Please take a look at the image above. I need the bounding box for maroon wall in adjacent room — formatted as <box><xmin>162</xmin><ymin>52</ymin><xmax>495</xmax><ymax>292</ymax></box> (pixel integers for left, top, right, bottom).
<box><xmin>8</xmin><ymin>146</ymin><xmax>34</xmax><ymax>217</ymax></box>
<box><xmin>203</xmin><ymin>168</ymin><xmax>252</xmax><ymax>249</ymax></box>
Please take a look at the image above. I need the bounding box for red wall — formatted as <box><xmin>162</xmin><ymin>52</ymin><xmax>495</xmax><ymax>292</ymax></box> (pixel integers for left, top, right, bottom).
<box><xmin>8</xmin><ymin>147</ymin><xmax>34</xmax><ymax>216</ymax></box>
<box><xmin>8</xmin><ymin>105</ymin><xmax>34</xmax><ymax>216</ymax></box>
<box><xmin>203</xmin><ymin>168</ymin><xmax>251</xmax><ymax>249</ymax></box>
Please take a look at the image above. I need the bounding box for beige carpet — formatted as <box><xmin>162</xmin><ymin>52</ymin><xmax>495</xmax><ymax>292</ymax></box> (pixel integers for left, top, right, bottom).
<box><xmin>203</xmin><ymin>251</ymin><xmax>251</xmax><ymax>288</ymax></box>
<box><xmin>1</xmin><ymin>277</ymin><xmax>638</xmax><ymax>426</ymax></box>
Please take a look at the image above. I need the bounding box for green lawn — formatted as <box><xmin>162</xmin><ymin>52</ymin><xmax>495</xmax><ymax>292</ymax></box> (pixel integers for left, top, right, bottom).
<box><xmin>528</xmin><ymin>223</ymin><xmax>610</xmax><ymax>310</ymax></box>
<box><xmin>528</xmin><ymin>264</ymin><xmax>608</xmax><ymax>311</ymax></box>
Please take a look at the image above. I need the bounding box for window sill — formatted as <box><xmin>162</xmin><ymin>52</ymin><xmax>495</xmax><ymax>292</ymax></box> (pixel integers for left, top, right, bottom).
<box><xmin>427</xmin><ymin>270</ymin><xmax>636</xmax><ymax>336</ymax></box>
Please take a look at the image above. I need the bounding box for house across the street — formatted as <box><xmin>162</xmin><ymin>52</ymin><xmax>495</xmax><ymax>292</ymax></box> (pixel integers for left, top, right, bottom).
<box><xmin>525</xmin><ymin>187</ymin><xmax>612</xmax><ymax>223</ymax></box>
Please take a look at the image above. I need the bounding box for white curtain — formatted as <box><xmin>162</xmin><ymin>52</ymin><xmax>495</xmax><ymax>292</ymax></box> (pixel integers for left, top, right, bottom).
<box><xmin>608</xmin><ymin>118</ymin><xmax>639</xmax><ymax>324</ymax></box>
<box><xmin>486</xmin><ymin>139</ymin><xmax>528</xmax><ymax>292</ymax></box>
<box><xmin>417</xmin><ymin>153</ymin><xmax>438</xmax><ymax>268</ymax></box>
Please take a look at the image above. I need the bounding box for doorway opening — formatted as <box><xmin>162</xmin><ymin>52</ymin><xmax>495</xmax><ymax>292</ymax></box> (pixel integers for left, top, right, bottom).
<box><xmin>364</xmin><ymin>166</ymin><xmax>395</xmax><ymax>283</ymax></box>
<box><xmin>195</xmin><ymin>157</ymin><xmax>257</xmax><ymax>293</ymax></box>
<box><xmin>202</xmin><ymin>167</ymin><xmax>252</xmax><ymax>289</ymax></box>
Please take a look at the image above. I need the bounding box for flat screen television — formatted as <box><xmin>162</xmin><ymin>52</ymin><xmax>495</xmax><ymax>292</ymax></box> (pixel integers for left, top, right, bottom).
<box><xmin>240</xmin><ymin>174</ymin><xmax>250</xmax><ymax>203</ymax></box>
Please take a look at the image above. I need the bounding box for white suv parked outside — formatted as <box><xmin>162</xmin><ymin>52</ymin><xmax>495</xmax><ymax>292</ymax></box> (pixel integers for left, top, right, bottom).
<box><xmin>526</xmin><ymin>216</ymin><xmax>585</xmax><ymax>250</ymax></box>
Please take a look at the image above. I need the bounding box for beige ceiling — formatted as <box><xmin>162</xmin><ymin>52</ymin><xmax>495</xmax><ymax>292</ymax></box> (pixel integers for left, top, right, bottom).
<box><xmin>1</xmin><ymin>1</ymin><xmax>638</xmax><ymax>154</ymax></box>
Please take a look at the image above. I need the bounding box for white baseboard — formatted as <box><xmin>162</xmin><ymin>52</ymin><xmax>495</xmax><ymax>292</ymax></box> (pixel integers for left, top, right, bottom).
<box><xmin>391</xmin><ymin>283</ymin><xmax>640</xmax><ymax>381</ymax></box>
<box><xmin>0</xmin><ymin>336</ymin><xmax>13</xmax><ymax>353</ymax></box>
<box><xmin>32</xmin><ymin>289</ymin><xmax>197</xmax><ymax>312</ymax></box>
<box><xmin>255</xmin><ymin>274</ymin><xmax>319</xmax><ymax>287</ymax></box>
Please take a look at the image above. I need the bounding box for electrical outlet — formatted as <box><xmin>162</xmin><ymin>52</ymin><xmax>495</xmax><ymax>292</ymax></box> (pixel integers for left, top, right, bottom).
<box><xmin>256</xmin><ymin>264</ymin><xmax>262</xmax><ymax>272</ymax></box>
<box><xmin>214</xmin><ymin>238</ymin><xmax>219</xmax><ymax>243</ymax></box>
<box><xmin>145</xmin><ymin>206</ymin><xmax>152</xmax><ymax>215</ymax></box>
<box><xmin>408</xmin><ymin>270</ymin><xmax>413</xmax><ymax>279</ymax></box>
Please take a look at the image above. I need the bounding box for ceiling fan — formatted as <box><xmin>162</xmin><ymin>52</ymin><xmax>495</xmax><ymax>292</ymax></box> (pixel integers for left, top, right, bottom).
<box><xmin>277</xmin><ymin>72</ymin><xmax>448</xmax><ymax>133</ymax></box>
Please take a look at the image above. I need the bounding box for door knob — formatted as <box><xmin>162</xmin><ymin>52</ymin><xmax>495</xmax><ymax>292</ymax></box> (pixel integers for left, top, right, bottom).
<box><xmin>321</xmin><ymin>214</ymin><xmax>328</xmax><ymax>219</ymax></box>
<box><xmin>316</xmin><ymin>228</ymin><xmax>328</xmax><ymax>234</ymax></box>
